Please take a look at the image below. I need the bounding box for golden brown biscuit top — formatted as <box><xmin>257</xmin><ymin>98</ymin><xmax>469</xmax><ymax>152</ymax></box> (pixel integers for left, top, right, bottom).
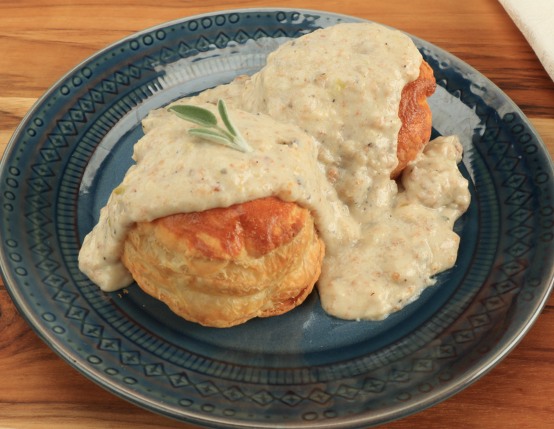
<box><xmin>153</xmin><ymin>197</ymin><xmax>308</xmax><ymax>260</ymax></box>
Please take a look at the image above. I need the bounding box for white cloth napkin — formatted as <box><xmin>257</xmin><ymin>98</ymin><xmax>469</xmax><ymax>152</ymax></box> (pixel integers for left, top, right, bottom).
<box><xmin>499</xmin><ymin>0</ymin><xmax>554</xmax><ymax>82</ymax></box>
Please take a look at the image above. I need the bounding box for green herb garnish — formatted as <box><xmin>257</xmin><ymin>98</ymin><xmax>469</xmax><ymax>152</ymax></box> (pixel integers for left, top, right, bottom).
<box><xmin>168</xmin><ymin>99</ymin><xmax>253</xmax><ymax>153</ymax></box>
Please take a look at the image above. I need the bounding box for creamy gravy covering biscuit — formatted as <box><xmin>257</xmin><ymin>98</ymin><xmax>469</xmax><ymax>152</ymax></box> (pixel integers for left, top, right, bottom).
<box><xmin>79</xmin><ymin>104</ymin><xmax>357</xmax><ymax>292</ymax></box>
<box><xmin>79</xmin><ymin>22</ymin><xmax>470</xmax><ymax>325</ymax></box>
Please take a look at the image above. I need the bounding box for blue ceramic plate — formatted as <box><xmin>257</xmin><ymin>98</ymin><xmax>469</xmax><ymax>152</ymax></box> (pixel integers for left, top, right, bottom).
<box><xmin>1</xmin><ymin>9</ymin><xmax>553</xmax><ymax>429</ymax></box>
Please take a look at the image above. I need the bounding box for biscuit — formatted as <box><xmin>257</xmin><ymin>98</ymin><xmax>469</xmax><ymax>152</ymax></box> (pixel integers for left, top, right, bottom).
<box><xmin>394</xmin><ymin>60</ymin><xmax>436</xmax><ymax>177</ymax></box>
<box><xmin>122</xmin><ymin>197</ymin><xmax>325</xmax><ymax>327</ymax></box>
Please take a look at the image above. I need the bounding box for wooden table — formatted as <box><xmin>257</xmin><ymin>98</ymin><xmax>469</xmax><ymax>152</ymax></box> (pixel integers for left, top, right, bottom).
<box><xmin>1</xmin><ymin>1</ymin><xmax>553</xmax><ymax>428</ymax></box>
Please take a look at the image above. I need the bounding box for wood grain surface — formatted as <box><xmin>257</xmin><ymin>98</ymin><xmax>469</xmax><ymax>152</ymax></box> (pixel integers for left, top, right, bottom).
<box><xmin>1</xmin><ymin>1</ymin><xmax>553</xmax><ymax>428</ymax></box>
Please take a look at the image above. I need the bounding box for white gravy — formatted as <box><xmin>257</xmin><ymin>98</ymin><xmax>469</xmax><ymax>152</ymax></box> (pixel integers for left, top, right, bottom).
<box><xmin>79</xmin><ymin>23</ymin><xmax>470</xmax><ymax>321</ymax></box>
